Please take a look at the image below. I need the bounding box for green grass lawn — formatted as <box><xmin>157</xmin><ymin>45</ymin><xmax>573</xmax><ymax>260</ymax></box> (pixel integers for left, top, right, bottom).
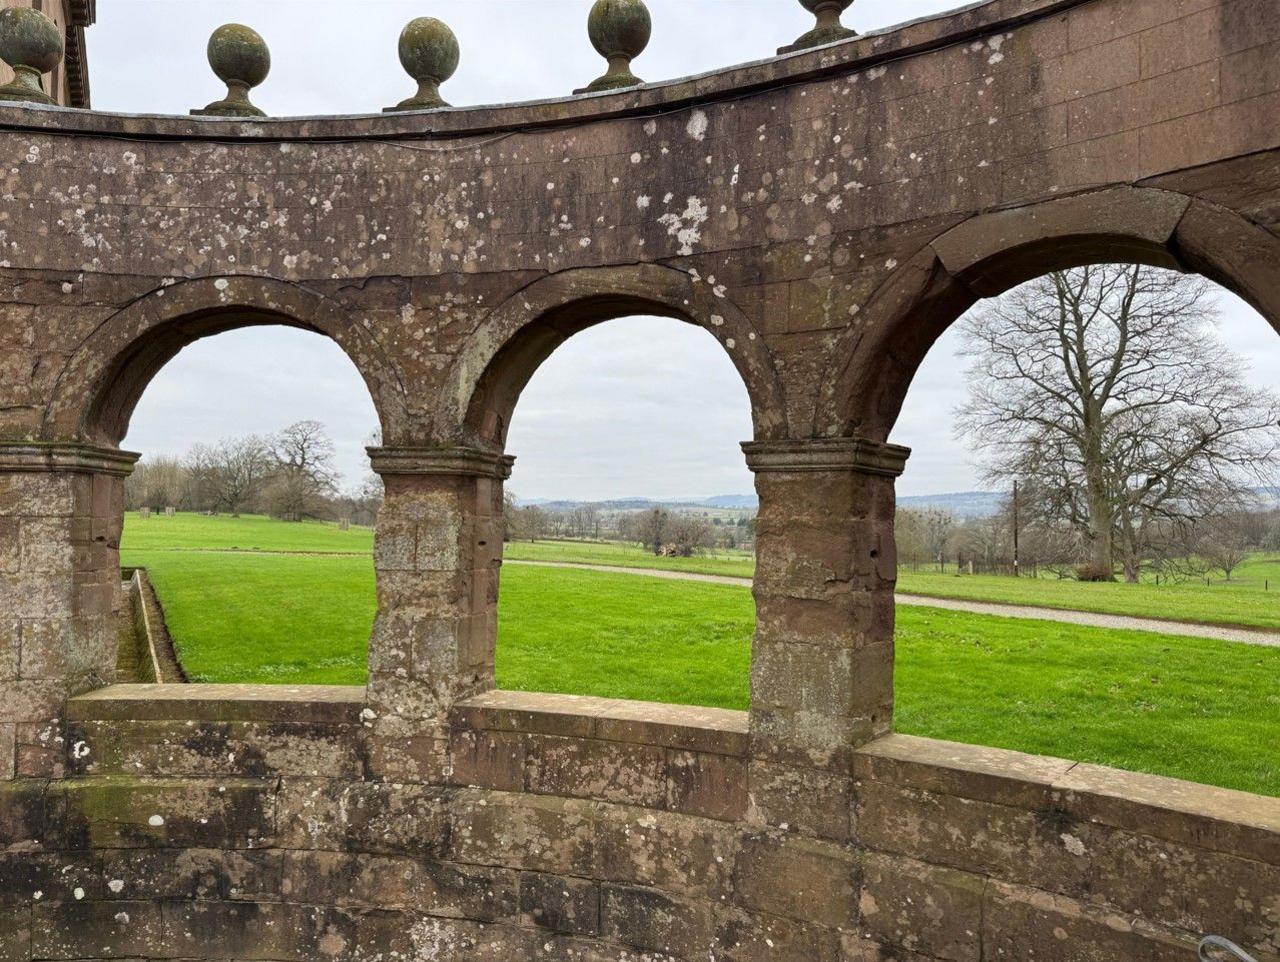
<box><xmin>897</xmin><ymin>567</ymin><xmax>1280</xmax><ymax>631</ymax></box>
<box><xmin>123</xmin><ymin>512</ymin><xmax>373</xmax><ymax>554</ymax></box>
<box><xmin>123</xmin><ymin>518</ymin><xmax>1279</xmax><ymax>632</ymax></box>
<box><xmin>511</xmin><ymin>537</ymin><xmax>1280</xmax><ymax>632</ymax></box>
<box><xmin>120</xmin><ymin>514</ymin><xmax>1279</xmax><ymax>795</ymax></box>
<box><xmin>130</xmin><ymin>552</ymin><xmax>376</xmax><ymax>685</ymax></box>
<box><xmin>504</xmin><ymin>538</ymin><xmax>756</xmax><ymax>578</ymax></box>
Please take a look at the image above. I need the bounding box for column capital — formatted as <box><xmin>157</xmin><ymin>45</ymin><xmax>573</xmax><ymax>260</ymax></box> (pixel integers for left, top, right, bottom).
<box><xmin>367</xmin><ymin>445</ymin><xmax>515</xmax><ymax>480</ymax></box>
<box><xmin>0</xmin><ymin>441</ymin><xmax>140</xmax><ymax>477</ymax></box>
<box><xmin>741</xmin><ymin>437</ymin><xmax>910</xmax><ymax>477</ymax></box>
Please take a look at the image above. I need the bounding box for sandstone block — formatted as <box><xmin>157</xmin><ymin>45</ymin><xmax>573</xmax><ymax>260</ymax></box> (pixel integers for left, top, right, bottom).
<box><xmin>735</xmin><ymin>833</ymin><xmax>859</xmax><ymax>930</ymax></box>
<box><xmin>601</xmin><ymin>884</ymin><xmax>714</xmax><ymax>957</ymax></box>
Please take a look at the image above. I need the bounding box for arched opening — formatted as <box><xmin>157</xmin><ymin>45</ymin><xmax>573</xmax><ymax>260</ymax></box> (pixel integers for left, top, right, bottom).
<box><xmin>453</xmin><ymin>264</ymin><xmax>787</xmax><ymax>449</ymax></box>
<box><xmin>884</xmin><ymin>259</ymin><xmax>1280</xmax><ymax>797</ymax></box>
<box><xmin>453</xmin><ymin>277</ymin><xmax>769</xmax><ymax>711</ymax></box>
<box><xmin>72</xmin><ymin>300</ymin><xmax>386</xmax><ymax>688</ymax></box>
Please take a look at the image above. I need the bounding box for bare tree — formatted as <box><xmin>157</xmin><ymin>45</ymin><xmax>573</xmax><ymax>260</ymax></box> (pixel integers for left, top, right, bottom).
<box><xmin>186</xmin><ymin>436</ymin><xmax>273</xmax><ymax>515</ymax></box>
<box><xmin>1197</xmin><ymin>510</ymin><xmax>1257</xmax><ymax>581</ymax></box>
<box><xmin>267</xmin><ymin>420</ymin><xmax>338</xmax><ymax>522</ymax></box>
<box><xmin>504</xmin><ymin>492</ymin><xmax>549</xmax><ymax>542</ymax></box>
<box><xmin>669</xmin><ymin>514</ymin><xmax>713</xmax><ymax>557</ymax></box>
<box><xmin>637</xmin><ymin>507</ymin><xmax>670</xmax><ymax>556</ymax></box>
<box><xmin>895</xmin><ymin>510</ymin><xmax>930</xmax><ymax>570</ymax></box>
<box><xmin>921</xmin><ymin>509</ymin><xmax>956</xmax><ymax>572</ymax></box>
<box><xmin>958</xmin><ymin>265</ymin><xmax>1280</xmax><ymax>582</ymax></box>
<box><xmin>125</xmin><ymin>455</ymin><xmax>188</xmax><ymax>511</ymax></box>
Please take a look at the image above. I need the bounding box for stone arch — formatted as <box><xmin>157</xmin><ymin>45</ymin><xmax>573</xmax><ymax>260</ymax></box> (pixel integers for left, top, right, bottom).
<box><xmin>440</xmin><ymin>264</ymin><xmax>788</xmax><ymax>449</ymax></box>
<box><xmin>830</xmin><ymin>188</ymin><xmax>1280</xmax><ymax>440</ymax></box>
<box><xmin>43</xmin><ymin>275</ymin><xmax>409</xmax><ymax>448</ymax></box>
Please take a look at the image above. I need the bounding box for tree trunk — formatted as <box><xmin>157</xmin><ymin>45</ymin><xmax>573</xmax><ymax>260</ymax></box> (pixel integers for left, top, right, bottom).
<box><xmin>1122</xmin><ymin>556</ymin><xmax>1141</xmax><ymax>583</ymax></box>
<box><xmin>1085</xmin><ymin>488</ymin><xmax>1116</xmax><ymax>580</ymax></box>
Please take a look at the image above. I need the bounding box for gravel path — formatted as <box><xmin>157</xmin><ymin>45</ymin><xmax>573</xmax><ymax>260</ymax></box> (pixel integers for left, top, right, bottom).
<box><xmin>505</xmin><ymin>559</ymin><xmax>1280</xmax><ymax>648</ymax></box>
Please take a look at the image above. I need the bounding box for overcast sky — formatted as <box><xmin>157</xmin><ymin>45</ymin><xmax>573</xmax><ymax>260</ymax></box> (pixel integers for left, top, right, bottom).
<box><xmin>102</xmin><ymin>1</ymin><xmax>1280</xmax><ymax>500</ymax></box>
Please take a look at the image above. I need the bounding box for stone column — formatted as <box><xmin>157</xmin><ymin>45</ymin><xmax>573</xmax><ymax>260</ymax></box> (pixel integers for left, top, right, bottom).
<box><xmin>742</xmin><ymin>437</ymin><xmax>908</xmax><ymax>840</ymax></box>
<box><xmin>362</xmin><ymin>446</ymin><xmax>513</xmax><ymax>781</ymax></box>
<box><xmin>0</xmin><ymin>442</ymin><xmax>138</xmax><ymax>779</ymax></box>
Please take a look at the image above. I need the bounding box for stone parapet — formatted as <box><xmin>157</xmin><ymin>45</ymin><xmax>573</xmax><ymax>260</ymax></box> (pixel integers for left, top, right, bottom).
<box><xmin>3</xmin><ymin>685</ymin><xmax>1274</xmax><ymax>962</ymax></box>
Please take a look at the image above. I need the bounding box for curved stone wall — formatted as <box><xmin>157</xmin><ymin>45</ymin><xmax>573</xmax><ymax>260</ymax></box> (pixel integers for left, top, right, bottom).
<box><xmin>0</xmin><ymin>0</ymin><xmax>1277</xmax><ymax>958</ymax></box>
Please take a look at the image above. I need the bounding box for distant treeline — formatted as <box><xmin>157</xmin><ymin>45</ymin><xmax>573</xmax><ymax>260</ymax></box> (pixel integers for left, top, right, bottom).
<box><xmin>897</xmin><ymin>501</ymin><xmax>1280</xmax><ymax>582</ymax></box>
<box><xmin>504</xmin><ymin>497</ymin><xmax>755</xmax><ymax>557</ymax></box>
<box><xmin>126</xmin><ymin>421</ymin><xmax>382</xmax><ymax>526</ymax></box>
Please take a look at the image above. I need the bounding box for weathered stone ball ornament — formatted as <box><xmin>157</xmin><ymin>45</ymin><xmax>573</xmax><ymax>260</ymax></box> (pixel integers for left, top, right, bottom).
<box><xmin>577</xmin><ymin>0</ymin><xmax>651</xmax><ymax>94</ymax></box>
<box><xmin>0</xmin><ymin>7</ymin><xmax>64</xmax><ymax>106</ymax></box>
<box><xmin>193</xmin><ymin>24</ymin><xmax>271</xmax><ymax>118</ymax></box>
<box><xmin>781</xmin><ymin>0</ymin><xmax>857</xmax><ymax>54</ymax></box>
<box><xmin>387</xmin><ymin>17</ymin><xmax>459</xmax><ymax>111</ymax></box>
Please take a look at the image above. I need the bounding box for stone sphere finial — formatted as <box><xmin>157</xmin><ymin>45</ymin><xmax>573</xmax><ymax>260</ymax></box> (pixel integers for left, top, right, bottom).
<box><xmin>193</xmin><ymin>24</ymin><xmax>271</xmax><ymax>118</ymax></box>
<box><xmin>577</xmin><ymin>0</ymin><xmax>651</xmax><ymax>94</ymax></box>
<box><xmin>386</xmin><ymin>17</ymin><xmax>459</xmax><ymax>112</ymax></box>
<box><xmin>781</xmin><ymin>0</ymin><xmax>856</xmax><ymax>54</ymax></box>
<box><xmin>0</xmin><ymin>7</ymin><xmax>64</xmax><ymax>106</ymax></box>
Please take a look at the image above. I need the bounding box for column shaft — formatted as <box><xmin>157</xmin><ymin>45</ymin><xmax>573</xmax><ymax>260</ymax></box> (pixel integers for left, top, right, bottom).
<box><xmin>743</xmin><ymin>437</ymin><xmax>908</xmax><ymax>839</ymax></box>
<box><xmin>363</xmin><ymin>446</ymin><xmax>511</xmax><ymax>781</ymax></box>
<box><xmin>0</xmin><ymin>443</ymin><xmax>137</xmax><ymax>778</ymax></box>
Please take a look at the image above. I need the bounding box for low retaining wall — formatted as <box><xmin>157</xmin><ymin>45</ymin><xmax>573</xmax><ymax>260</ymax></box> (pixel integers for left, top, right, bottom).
<box><xmin>0</xmin><ymin>685</ymin><xmax>1272</xmax><ymax>961</ymax></box>
<box><xmin>116</xmin><ymin>569</ymin><xmax>187</xmax><ymax>685</ymax></box>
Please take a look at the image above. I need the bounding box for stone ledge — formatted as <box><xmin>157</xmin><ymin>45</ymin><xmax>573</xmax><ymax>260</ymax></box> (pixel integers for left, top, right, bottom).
<box><xmin>742</xmin><ymin>438</ymin><xmax>911</xmax><ymax>477</ymax></box>
<box><xmin>454</xmin><ymin>690</ymin><xmax>749</xmax><ymax>757</ymax></box>
<box><xmin>856</xmin><ymin>734</ymin><xmax>1280</xmax><ymax>864</ymax></box>
<box><xmin>65</xmin><ymin>684</ymin><xmax>366</xmax><ymax>725</ymax></box>
<box><xmin>0</xmin><ymin>442</ymin><xmax>140</xmax><ymax>477</ymax></box>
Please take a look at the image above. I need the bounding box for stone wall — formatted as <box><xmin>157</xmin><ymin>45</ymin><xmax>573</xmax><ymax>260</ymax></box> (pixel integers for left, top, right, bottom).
<box><xmin>0</xmin><ymin>686</ymin><xmax>1271</xmax><ymax>961</ymax></box>
<box><xmin>0</xmin><ymin>0</ymin><xmax>1277</xmax><ymax>957</ymax></box>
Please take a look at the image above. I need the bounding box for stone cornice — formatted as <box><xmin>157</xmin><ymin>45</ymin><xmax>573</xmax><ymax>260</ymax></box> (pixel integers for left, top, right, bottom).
<box><xmin>0</xmin><ymin>441</ymin><xmax>139</xmax><ymax>477</ymax></box>
<box><xmin>67</xmin><ymin>0</ymin><xmax>96</xmax><ymax>26</ymax></box>
<box><xmin>367</xmin><ymin>446</ymin><xmax>515</xmax><ymax>480</ymax></box>
<box><xmin>741</xmin><ymin>438</ymin><xmax>911</xmax><ymax>478</ymax></box>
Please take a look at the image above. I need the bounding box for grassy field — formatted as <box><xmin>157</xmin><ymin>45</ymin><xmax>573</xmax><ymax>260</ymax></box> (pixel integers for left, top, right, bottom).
<box><xmin>504</xmin><ymin>538</ymin><xmax>755</xmax><ymax>578</ymax></box>
<box><xmin>128</xmin><ymin>519</ymin><xmax>1279</xmax><ymax>632</ymax></box>
<box><xmin>511</xmin><ymin>538</ymin><xmax>1280</xmax><ymax>632</ymax></box>
<box><xmin>123</xmin><ymin>513</ymin><xmax>373</xmax><ymax>554</ymax></box>
<box><xmin>897</xmin><ymin>565</ymin><xmax>1280</xmax><ymax>631</ymax></box>
<box><xmin>119</xmin><ymin>513</ymin><xmax>1279</xmax><ymax>795</ymax></box>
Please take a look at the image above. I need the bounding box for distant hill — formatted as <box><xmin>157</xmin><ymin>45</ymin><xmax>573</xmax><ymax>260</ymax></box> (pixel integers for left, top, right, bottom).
<box><xmin>517</xmin><ymin>491</ymin><xmax>1007</xmax><ymax>516</ymax></box>
<box><xmin>515</xmin><ymin>495</ymin><xmax>756</xmax><ymax>513</ymax></box>
<box><xmin>699</xmin><ymin>494</ymin><xmax>758</xmax><ymax>509</ymax></box>
<box><xmin>520</xmin><ymin>487</ymin><xmax>1278</xmax><ymax>519</ymax></box>
<box><xmin>899</xmin><ymin>491</ymin><xmax>1003</xmax><ymax>518</ymax></box>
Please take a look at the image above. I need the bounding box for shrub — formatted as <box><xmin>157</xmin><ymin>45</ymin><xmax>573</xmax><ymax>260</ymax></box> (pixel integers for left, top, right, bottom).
<box><xmin>1075</xmin><ymin>563</ymin><xmax>1116</xmax><ymax>582</ymax></box>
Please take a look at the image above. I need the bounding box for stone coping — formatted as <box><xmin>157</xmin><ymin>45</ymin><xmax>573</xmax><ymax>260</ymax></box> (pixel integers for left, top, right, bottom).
<box><xmin>0</xmin><ymin>0</ymin><xmax>1085</xmax><ymax>141</ymax></box>
<box><xmin>65</xmin><ymin>684</ymin><xmax>366</xmax><ymax>724</ymax></box>
<box><xmin>454</xmin><ymin>690</ymin><xmax>750</xmax><ymax>757</ymax></box>
<box><xmin>856</xmin><ymin>734</ymin><xmax>1280</xmax><ymax>863</ymax></box>
<box><xmin>63</xmin><ymin>688</ymin><xmax>1277</xmax><ymax>863</ymax></box>
<box><xmin>65</xmin><ymin>685</ymin><xmax>749</xmax><ymax>754</ymax></box>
